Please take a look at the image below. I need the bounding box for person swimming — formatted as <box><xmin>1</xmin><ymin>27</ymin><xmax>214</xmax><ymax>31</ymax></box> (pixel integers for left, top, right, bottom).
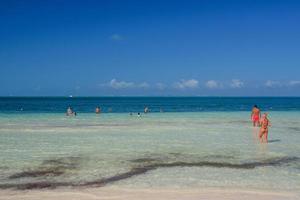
<box><xmin>144</xmin><ymin>106</ymin><xmax>149</xmax><ymax>113</ymax></box>
<box><xmin>66</xmin><ymin>107</ymin><xmax>76</xmax><ymax>116</ymax></box>
<box><xmin>95</xmin><ymin>106</ymin><xmax>101</xmax><ymax>114</ymax></box>
<box><xmin>259</xmin><ymin>113</ymin><xmax>271</xmax><ymax>143</ymax></box>
<box><xmin>251</xmin><ymin>105</ymin><xmax>261</xmax><ymax>127</ymax></box>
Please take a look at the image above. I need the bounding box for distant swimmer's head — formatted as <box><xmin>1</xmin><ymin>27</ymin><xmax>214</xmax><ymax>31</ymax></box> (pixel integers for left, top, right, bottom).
<box><xmin>95</xmin><ymin>107</ymin><xmax>101</xmax><ymax>113</ymax></box>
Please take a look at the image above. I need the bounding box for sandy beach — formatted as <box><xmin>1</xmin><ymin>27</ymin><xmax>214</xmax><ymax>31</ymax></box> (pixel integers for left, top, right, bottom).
<box><xmin>0</xmin><ymin>187</ymin><xmax>299</xmax><ymax>200</ymax></box>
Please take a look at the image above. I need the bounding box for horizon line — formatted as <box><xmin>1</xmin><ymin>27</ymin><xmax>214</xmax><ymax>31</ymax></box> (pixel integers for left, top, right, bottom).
<box><xmin>0</xmin><ymin>96</ymin><xmax>300</xmax><ymax>98</ymax></box>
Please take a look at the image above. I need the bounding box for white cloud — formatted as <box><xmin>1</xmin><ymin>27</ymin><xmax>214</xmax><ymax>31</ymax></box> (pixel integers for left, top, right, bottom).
<box><xmin>100</xmin><ymin>79</ymin><xmax>149</xmax><ymax>89</ymax></box>
<box><xmin>264</xmin><ymin>80</ymin><xmax>300</xmax><ymax>88</ymax></box>
<box><xmin>109</xmin><ymin>79</ymin><xmax>134</xmax><ymax>89</ymax></box>
<box><xmin>205</xmin><ymin>80</ymin><xmax>222</xmax><ymax>89</ymax></box>
<box><xmin>174</xmin><ymin>79</ymin><xmax>199</xmax><ymax>89</ymax></box>
<box><xmin>110</xmin><ymin>34</ymin><xmax>124</xmax><ymax>41</ymax></box>
<box><xmin>138</xmin><ymin>82</ymin><xmax>150</xmax><ymax>89</ymax></box>
<box><xmin>265</xmin><ymin>80</ymin><xmax>282</xmax><ymax>88</ymax></box>
<box><xmin>287</xmin><ymin>80</ymin><xmax>300</xmax><ymax>86</ymax></box>
<box><xmin>230</xmin><ymin>79</ymin><xmax>244</xmax><ymax>88</ymax></box>
<box><xmin>156</xmin><ymin>83</ymin><xmax>167</xmax><ymax>90</ymax></box>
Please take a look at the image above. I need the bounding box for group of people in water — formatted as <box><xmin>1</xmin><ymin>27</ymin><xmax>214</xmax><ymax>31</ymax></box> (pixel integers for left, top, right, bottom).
<box><xmin>66</xmin><ymin>104</ymin><xmax>271</xmax><ymax>143</ymax></box>
<box><xmin>66</xmin><ymin>106</ymin><xmax>149</xmax><ymax>116</ymax></box>
<box><xmin>251</xmin><ymin>105</ymin><xmax>271</xmax><ymax>143</ymax></box>
<box><xmin>66</xmin><ymin>106</ymin><xmax>103</xmax><ymax>116</ymax></box>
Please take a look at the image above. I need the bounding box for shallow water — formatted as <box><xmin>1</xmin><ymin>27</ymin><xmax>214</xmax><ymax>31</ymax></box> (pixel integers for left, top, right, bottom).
<box><xmin>0</xmin><ymin>111</ymin><xmax>299</xmax><ymax>191</ymax></box>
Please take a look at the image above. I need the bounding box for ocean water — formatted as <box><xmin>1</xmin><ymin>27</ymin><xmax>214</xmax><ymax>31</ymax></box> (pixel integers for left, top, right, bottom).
<box><xmin>0</xmin><ymin>97</ymin><xmax>299</xmax><ymax>191</ymax></box>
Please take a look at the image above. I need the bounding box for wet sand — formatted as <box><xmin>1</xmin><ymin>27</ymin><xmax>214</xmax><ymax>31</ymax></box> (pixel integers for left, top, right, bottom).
<box><xmin>0</xmin><ymin>187</ymin><xmax>299</xmax><ymax>200</ymax></box>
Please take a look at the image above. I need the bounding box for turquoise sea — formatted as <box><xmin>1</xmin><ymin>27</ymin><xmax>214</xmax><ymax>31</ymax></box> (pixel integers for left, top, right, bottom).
<box><xmin>0</xmin><ymin>97</ymin><xmax>299</xmax><ymax>191</ymax></box>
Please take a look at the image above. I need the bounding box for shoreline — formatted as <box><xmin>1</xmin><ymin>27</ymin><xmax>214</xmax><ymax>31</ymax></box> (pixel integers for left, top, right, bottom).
<box><xmin>0</xmin><ymin>186</ymin><xmax>299</xmax><ymax>200</ymax></box>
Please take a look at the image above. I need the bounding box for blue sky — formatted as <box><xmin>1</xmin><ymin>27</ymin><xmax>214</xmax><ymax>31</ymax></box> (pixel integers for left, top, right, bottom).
<box><xmin>0</xmin><ymin>0</ymin><xmax>300</xmax><ymax>96</ymax></box>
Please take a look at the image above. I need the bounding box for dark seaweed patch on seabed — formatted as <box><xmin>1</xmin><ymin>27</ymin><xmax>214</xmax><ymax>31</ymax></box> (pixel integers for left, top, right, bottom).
<box><xmin>42</xmin><ymin>156</ymin><xmax>81</xmax><ymax>169</ymax></box>
<box><xmin>1</xmin><ymin>156</ymin><xmax>299</xmax><ymax>190</ymax></box>
<box><xmin>8</xmin><ymin>168</ymin><xmax>65</xmax><ymax>179</ymax></box>
<box><xmin>202</xmin><ymin>154</ymin><xmax>236</xmax><ymax>160</ymax></box>
<box><xmin>8</xmin><ymin>156</ymin><xmax>81</xmax><ymax>179</ymax></box>
<box><xmin>129</xmin><ymin>158</ymin><xmax>160</xmax><ymax>163</ymax></box>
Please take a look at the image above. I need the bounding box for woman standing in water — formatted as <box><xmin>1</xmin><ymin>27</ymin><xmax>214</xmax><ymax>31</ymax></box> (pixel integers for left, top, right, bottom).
<box><xmin>95</xmin><ymin>106</ymin><xmax>101</xmax><ymax>114</ymax></box>
<box><xmin>259</xmin><ymin>113</ymin><xmax>271</xmax><ymax>143</ymax></box>
<box><xmin>251</xmin><ymin>105</ymin><xmax>261</xmax><ymax>127</ymax></box>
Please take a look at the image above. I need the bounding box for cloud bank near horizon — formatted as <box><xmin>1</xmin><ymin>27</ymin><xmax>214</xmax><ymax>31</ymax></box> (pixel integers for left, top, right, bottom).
<box><xmin>97</xmin><ymin>78</ymin><xmax>300</xmax><ymax>91</ymax></box>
